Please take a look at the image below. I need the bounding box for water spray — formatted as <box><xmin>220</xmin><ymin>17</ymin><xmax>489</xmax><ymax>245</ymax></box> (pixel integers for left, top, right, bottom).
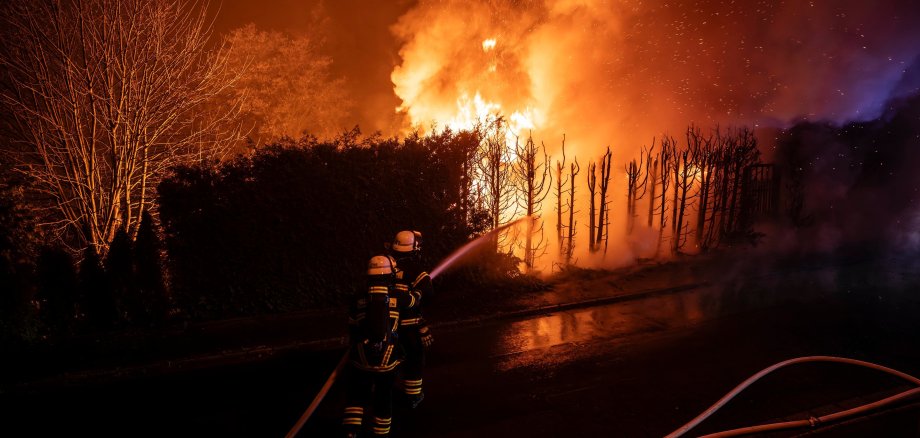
<box><xmin>430</xmin><ymin>216</ymin><xmax>531</xmax><ymax>279</ymax></box>
<box><xmin>284</xmin><ymin>217</ymin><xmax>532</xmax><ymax>437</ymax></box>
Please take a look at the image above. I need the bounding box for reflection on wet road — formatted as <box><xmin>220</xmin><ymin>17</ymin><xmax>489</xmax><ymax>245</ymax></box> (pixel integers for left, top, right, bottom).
<box><xmin>412</xmin><ymin>268</ymin><xmax>920</xmax><ymax>437</ymax></box>
<box><xmin>481</xmin><ymin>282</ymin><xmax>792</xmax><ymax>371</ymax></box>
<box><xmin>497</xmin><ymin>290</ymin><xmax>709</xmax><ymax>355</ymax></box>
<box><xmin>462</xmin><ymin>265</ymin><xmax>859</xmax><ymax>375</ymax></box>
<box><xmin>6</xmin><ymin>259</ymin><xmax>919</xmax><ymax>438</ymax></box>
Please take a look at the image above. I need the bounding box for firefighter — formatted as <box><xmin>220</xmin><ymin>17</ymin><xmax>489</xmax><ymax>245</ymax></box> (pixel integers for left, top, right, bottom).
<box><xmin>390</xmin><ymin>230</ymin><xmax>434</xmax><ymax>409</ymax></box>
<box><xmin>341</xmin><ymin>255</ymin><xmax>406</xmax><ymax>437</ymax></box>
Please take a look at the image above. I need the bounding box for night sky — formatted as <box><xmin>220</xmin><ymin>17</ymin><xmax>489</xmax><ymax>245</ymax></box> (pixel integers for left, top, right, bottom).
<box><xmin>210</xmin><ymin>0</ymin><xmax>920</xmax><ymax>147</ymax></box>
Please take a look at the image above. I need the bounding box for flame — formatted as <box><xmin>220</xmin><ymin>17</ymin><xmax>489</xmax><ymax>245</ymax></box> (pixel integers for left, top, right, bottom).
<box><xmin>389</xmin><ymin>1</ymin><xmax>628</xmax><ymax>269</ymax></box>
<box><xmin>445</xmin><ymin>91</ymin><xmax>541</xmax><ymax>149</ymax></box>
<box><xmin>393</xmin><ymin>31</ymin><xmax>543</xmax><ymax>152</ymax></box>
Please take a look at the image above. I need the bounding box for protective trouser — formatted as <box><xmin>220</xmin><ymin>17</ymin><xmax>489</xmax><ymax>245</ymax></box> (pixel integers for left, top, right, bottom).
<box><xmin>396</xmin><ymin>325</ymin><xmax>425</xmax><ymax>401</ymax></box>
<box><xmin>341</xmin><ymin>364</ymin><xmax>397</xmax><ymax>436</ymax></box>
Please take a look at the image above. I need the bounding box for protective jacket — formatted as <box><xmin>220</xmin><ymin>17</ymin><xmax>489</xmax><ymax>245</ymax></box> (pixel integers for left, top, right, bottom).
<box><xmin>347</xmin><ymin>277</ymin><xmax>403</xmax><ymax>373</ymax></box>
<box><xmin>393</xmin><ymin>257</ymin><xmax>432</xmax><ymax>328</ymax></box>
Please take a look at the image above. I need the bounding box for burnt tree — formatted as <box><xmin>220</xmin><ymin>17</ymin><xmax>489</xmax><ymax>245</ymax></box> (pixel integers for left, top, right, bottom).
<box><xmin>721</xmin><ymin>127</ymin><xmax>761</xmax><ymax>239</ymax></box>
<box><xmin>512</xmin><ymin>134</ymin><xmax>551</xmax><ymax>271</ymax></box>
<box><xmin>598</xmin><ymin>148</ymin><xmax>613</xmax><ymax>253</ymax></box>
<box><xmin>688</xmin><ymin>126</ymin><xmax>715</xmax><ymax>250</ymax></box>
<box><xmin>647</xmin><ymin>138</ymin><xmax>658</xmax><ymax>229</ymax></box>
<box><xmin>476</xmin><ymin>118</ymin><xmax>516</xmax><ymax>250</ymax></box>
<box><xmin>626</xmin><ymin>143</ymin><xmax>652</xmax><ymax>235</ymax></box>
<box><xmin>554</xmin><ymin>136</ymin><xmax>569</xmax><ymax>258</ymax></box>
<box><xmin>587</xmin><ymin>161</ymin><xmax>597</xmax><ymax>248</ymax></box>
<box><xmin>672</xmin><ymin>139</ymin><xmax>699</xmax><ymax>254</ymax></box>
<box><xmin>655</xmin><ymin>137</ymin><xmax>674</xmax><ymax>256</ymax></box>
<box><xmin>564</xmin><ymin>157</ymin><xmax>581</xmax><ymax>265</ymax></box>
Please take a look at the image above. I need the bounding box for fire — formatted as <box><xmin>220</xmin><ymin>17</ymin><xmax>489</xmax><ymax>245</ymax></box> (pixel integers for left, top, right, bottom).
<box><xmin>445</xmin><ymin>91</ymin><xmax>541</xmax><ymax>151</ymax></box>
<box><xmin>393</xmin><ymin>31</ymin><xmax>543</xmax><ymax>152</ymax></box>
<box><xmin>444</xmin><ymin>92</ymin><xmax>499</xmax><ymax>133</ymax></box>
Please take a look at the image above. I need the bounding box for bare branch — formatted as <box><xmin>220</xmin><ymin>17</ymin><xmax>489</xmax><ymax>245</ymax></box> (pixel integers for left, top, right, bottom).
<box><xmin>0</xmin><ymin>0</ymin><xmax>244</xmax><ymax>252</ymax></box>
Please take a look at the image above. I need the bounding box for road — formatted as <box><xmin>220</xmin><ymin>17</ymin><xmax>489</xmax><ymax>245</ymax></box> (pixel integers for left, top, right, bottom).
<box><xmin>4</xmin><ymin>260</ymin><xmax>920</xmax><ymax>437</ymax></box>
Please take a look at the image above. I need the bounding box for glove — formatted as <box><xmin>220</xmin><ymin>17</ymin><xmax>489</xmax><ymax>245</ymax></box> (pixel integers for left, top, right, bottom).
<box><xmin>365</xmin><ymin>339</ymin><xmax>385</xmax><ymax>353</ymax></box>
<box><xmin>420</xmin><ymin>326</ymin><xmax>434</xmax><ymax>349</ymax></box>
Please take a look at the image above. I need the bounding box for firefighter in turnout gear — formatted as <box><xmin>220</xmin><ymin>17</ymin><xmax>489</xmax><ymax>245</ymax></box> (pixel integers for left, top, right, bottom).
<box><xmin>341</xmin><ymin>255</ymin><xmax>419</xmax><ymax>437</ymax></box>
<box><xmin>390</xmin><ymin>230</ymin><xmax>434</xmax><ymax>409</ymax></box>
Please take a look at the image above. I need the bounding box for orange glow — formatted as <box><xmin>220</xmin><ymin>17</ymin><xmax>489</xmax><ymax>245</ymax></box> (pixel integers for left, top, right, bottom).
<box><xmin>393</xmin><ymin>32</ymin><xmax>543</xmax><ymax>150</ymax></box>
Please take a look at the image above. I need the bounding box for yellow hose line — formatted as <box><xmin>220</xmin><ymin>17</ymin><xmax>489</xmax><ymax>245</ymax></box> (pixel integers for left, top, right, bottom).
<box><xmin>667</xmin><ymin>356</ymin><xmax>920</xmax><ymax>438</ymax></box>
<box><xmin>284</xmin><ymin>351</ymin><xmax>349</xmax><ymax>438</ymax></box>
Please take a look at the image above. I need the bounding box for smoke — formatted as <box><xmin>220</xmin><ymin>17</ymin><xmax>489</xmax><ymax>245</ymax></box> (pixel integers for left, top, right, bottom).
<box><xmin>213</xmin><ymin>0</ymin><xmax>920</xmax><ymax>142</ymax></box>
<box><xmin>768</xmin><ymin>84</ymin><xmax>920</xmax><ymax>255</ymax></box>
<box><xmin>212</xmin><ymin>0</ymin><xmax>920</xmax><ymax>266</ymax></box>
<box><xmin>388</xmin><ymin>0</ymin><xmax>920</xmax><ymax>269</ymax></box>
<box><xmin>392</xmin><ymin>0</ymin><xmax>920</xmax><ymax>140</ymax></box>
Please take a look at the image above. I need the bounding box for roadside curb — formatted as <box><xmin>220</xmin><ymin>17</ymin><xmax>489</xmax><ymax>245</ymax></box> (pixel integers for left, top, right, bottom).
<box><xmin>10</xmin><ymin>281</ymin><xmax>707</xmax><ymax>391</ymax></box>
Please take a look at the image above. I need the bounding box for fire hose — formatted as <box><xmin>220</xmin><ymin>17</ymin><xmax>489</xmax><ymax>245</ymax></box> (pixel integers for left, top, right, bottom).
<box><xmin>665</xmin><ymin>356</ymin><xmax>920</xmax><ymax>438</ymax></box>
<box><xmin>284</xmin><ymin>218</ymin><xmax>530</xmax><ymax>438</ymax></box>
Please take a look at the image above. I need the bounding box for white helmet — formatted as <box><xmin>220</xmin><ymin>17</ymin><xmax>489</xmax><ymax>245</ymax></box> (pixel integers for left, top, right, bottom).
<box><xmin>367</xmin><ymin>255</ymin><xmax>397</xmax><ymax>275</ymax></box>
<box><xmin>392</xmin><ymin>230</ymin><xmax>422</xmax><ymax>253</ymax></box>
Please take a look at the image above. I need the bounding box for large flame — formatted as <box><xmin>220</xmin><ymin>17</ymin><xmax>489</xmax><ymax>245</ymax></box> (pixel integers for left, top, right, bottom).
<box><xmin>390</xmin><ymin>0</ymin><xmax>633</xmax><ymax>161</ymax></box>
<box><xmin>389</xmin><ymin>1</ymin><xmax>624</xmax><ymax>268</ymax></box>
<box><xmin>394</xmin><ymin>31</ymin><xmax>544</xmax><ymax>150</ymax></box>
<box><xmin>445</xmin><ymin>90</ymin><xmax>541</xmax><ymax>149</ymax></box>
<box><xmin>388</xmin><ymin>0</ymin><xmax>920</xmax><ymax>270</ymax></box>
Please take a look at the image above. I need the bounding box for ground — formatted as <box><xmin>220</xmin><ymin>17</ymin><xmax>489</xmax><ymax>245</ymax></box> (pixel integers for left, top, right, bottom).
<box><xmin>3</xmin><ymin>249</ymin><xmax>920</xmax><ymax>437</ymax></box>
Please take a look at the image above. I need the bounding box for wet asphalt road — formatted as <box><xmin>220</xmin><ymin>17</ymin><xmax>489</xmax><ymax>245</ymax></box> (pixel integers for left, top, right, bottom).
<box><xmin>4</xmin><ymin>260</ymin><xmax>920</xmax><ymax>437</ymax></box>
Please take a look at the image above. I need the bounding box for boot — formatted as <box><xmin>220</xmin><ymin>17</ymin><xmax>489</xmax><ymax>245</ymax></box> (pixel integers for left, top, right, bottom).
<box><xmin>408</xmin><ymin>391</ymin><xmax>425</xmax><ymax>409</ymax></box>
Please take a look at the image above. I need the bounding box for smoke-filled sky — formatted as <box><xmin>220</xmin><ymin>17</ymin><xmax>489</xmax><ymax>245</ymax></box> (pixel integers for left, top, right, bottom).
<box><xmin>213</xmin><ymin>0</ymin><xmax>920</xmax><ymax>150</ymax></box>
<box><xmin>210</xmin><ymin>0</ymin><xmax>920</xmax><ymax>265</ymax></box>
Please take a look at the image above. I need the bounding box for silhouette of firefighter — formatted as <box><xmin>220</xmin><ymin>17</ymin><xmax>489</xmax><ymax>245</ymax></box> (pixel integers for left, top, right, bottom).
<box><xmin>389</xmin><ymin>230</ymin><xmax>434</xmax><ymax>408</ymax></box>
<box><xmin>341</xmin><ymin>255</ymin><xmax>420</xmax><ymax>437</ymax></box>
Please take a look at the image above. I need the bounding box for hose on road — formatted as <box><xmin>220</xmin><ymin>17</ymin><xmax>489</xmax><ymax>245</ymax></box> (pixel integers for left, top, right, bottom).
<box><xmin>284</xmin><ymin>351</ymin><xmax>349</xmax><ymax>438</ymax></box>
<box><xmin>284</xmin><ymin>221</ymin><xmax>531</xmax><ymax>437</ymax></box>
<box><xmin>666</xmin><ymin>356</ymin><xmax>920</xmax><ymax>438</ymax></box>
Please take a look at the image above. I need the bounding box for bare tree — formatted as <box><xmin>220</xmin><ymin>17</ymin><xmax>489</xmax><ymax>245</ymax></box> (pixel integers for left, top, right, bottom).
<box><xmin>476</xmin><ymin>117</ymin><xmax>516</xmax><ymax>250</ymax></box>
<box><xmin>700</xmin><ymin>129</ymin><xmax>726</xmax><ymax>248</ymax></box>
<box><xmin>593</xmin><ymin>147</ymin><xmax>612</xmax><ymax>253</ymax></box>
<box><xmin>0</xmin><ymin>0</ymin><xmax>243</xmax><ymax>253</ymax></box>
<box><xmin>655</xmin><ymin>136</ymin><xmax>674</xmax><ymax>256</ymax></box>
<box><xmin>672</xmin><ymin>131</ymin><xmax>700</xmax><ymax>254</ymax></box>
<box><xmin>554</xmin><ymin>135</ymin><xmax>568</xmax><ymax>258</ymax></box>
<box><xmin>664</xmin><ymin>125</ymin><xmax>764</xmax><ymax>251</ymax></box>
<box><xmin>625</xmin><ymin>143</ymin><xmax>651</xmax><ymax>235</ymax></box>
<box><xmin>512</xmin><ymin>134</ymin><xmax>551</xmax><ymax>271</ymax></box>
<box><xmin>552</xmin><ymin>136</ymin><xmax>579</xmax><ymax>267</ymax></box>
<box><xmin>456</xmin><ymin>128</ymin><xmax>484</xmax><ymax>227</ymax></box>
<box><xmin>688</xmin><ymin>126</ymin><xmax>714</xmax><ymax>250</ymax></box>
<box><xmin>722</xmin><ymin>127</ymin><xmax>760</xmax><ymax>238</ymax></box>
<box><xmin>587</xmin><ymin>161</ymin><xmax>596</xmax><ymax>248</ymax></box>
<box><xmin>564</xmin><ymin>157</ymin><xmax>580</xmax><ymax>265</ymax></box>
<box><xmin>646</xmin><ymin>138</ymin><xmax>658</xmax><ymax>229</ymax></box>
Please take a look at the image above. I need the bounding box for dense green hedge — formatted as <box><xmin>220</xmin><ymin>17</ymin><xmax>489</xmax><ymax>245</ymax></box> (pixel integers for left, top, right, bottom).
<box><xmin>158</xmin><ymin>130</ymin><xmax>492</xmax><ymax>319</ymax></box>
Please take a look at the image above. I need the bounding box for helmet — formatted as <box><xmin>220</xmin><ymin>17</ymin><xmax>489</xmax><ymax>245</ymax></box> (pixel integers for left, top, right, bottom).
<box><xmin>392</xmin><ymin>230</ymin><xmax>422</xmax><ymax>253</ymax></box>
<box><xmin>367</xmin><ymin>255</ymin><xmax>397</xmax><ymax>276</ymax></box>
